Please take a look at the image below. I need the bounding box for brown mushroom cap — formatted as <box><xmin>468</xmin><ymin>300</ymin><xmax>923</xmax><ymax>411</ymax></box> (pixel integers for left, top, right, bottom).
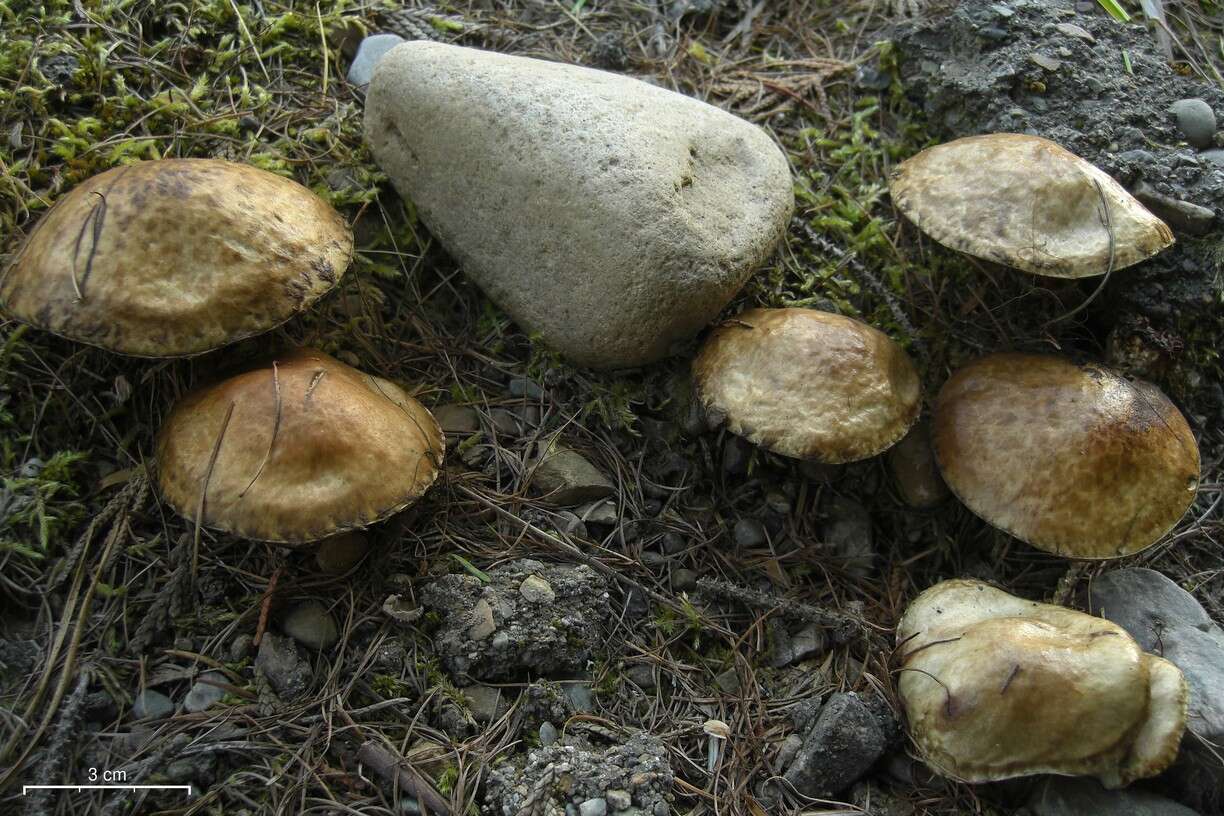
<box><xmin>932</xmin><ymin>353</ymin><xmax>1199</xmax><ymax>559</ymax></box>
<box><xmin>889</xmin><ymin>134</ymin><xmax>1173</xmax><ymax>278</ymax></box>
<box><xmin>155</xmin><ymin>349</ymin><xmax>443</xmax><ymax>543</ymax></box>
<box><xmin>693</xmin><ymin>308</ymin><xmax>921</xmax><ymax>463</ymax></box>
<box><xmin>897</xmin><ymin>579</ymin><xmax>1187</xmax><ymax>787</ymax></box>
<box><xmin>0</xmin><ymin>159</ymin><xmax>352</xmax><ymax>357</ymax></box>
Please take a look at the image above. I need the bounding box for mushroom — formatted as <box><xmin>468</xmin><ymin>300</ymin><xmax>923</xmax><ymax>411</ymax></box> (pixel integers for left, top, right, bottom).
<box><xmin>932</xmin><ymin>352</ymin><xmax>1199</xmax><ymax>559</ymax></box>
<box><xmin>155</xmin><ymin>349</ymin><xmax>443</xmax><ymax>543</ymax></box>
<box><xmin>0</xmin><ymin>159</ymin><xmax>353</xmax><ymax>357</ymax></box>
<box><xmin>703</xmin><ymin>719</ymin><xmax>730</xmax><ymax>773</ymax></box>
<box><xmin>889</xmin><ymin>134</ymin><xmax>1173</xmax><ymax>277</ymax></box>
<box><xmin>692</xmin><ymin>308</ymin><xmax>921</xmax><ymax>463</ymax></box>
<box><xmin>896</xmin><ymin>579</ymin><xmax>1187</xmax><ymax>788</ymax></box>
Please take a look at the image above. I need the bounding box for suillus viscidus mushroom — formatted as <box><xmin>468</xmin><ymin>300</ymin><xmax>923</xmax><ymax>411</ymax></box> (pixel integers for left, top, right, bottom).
<box><xmin>155</xmin><ymin>348</ymin><xmax>443</xmax><ymax>544</ymax></box>
<box><xmin>889</xmin><ymin>133</ymin><xmax>1173</xmax><ymax>277</ymax></box>
<box><xmin>896</xmin><ymin>579</ymin><xmax>1187</xmax><ymax>788</ymax></box>
<box><xmin>0</xmin><ymin>159</ymin><xmax>353</xmax><ymax>357</ymax></box>
<box><xmin>692</xmin><ymin>308</ymin><xmax>921</xmax><ymax>463</ymax></box>
<box><xmin>932</xmin><ymin>352</ymin><xmax>1200</xmax><ymax>559</ymax></box>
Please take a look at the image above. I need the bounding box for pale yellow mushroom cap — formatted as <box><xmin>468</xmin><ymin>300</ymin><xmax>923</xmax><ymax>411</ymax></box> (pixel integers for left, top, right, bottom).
<box><xmin>155</xmin><ymin>349</ymin><xmax>443</xmax><ymax>543</ymax></box>
<box><xmin>897</xmin><ymin>579</ymin><xmax>1187</xmax><ymax>788</ymax></box>
<box><xmin>692</xmin><ymin>308</ymin><xmax>921</xmax><ymax>463</ymax></box>
<box><xmin>932</xmin><ymin>353</ymin><xmax>1199</xmax><ymax>559</ymax></box>
<box><xmin>0</xmin><ymin>159</ymin><xmax>353</xmax><ymax>356</ymax></box>
<box><xmin>889</xmin><ymin>134</ymin><xmax>1173</xmax><ymax>278</ymax></box>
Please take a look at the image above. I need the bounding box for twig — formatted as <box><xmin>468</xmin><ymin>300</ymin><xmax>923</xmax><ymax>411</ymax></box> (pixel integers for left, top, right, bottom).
<box><xmin>253</xmin><ymin>564</ymin><xmax>283</xmax><ymax>648</ymax></box>
<box><xmin>694</xmin><ymin>577</ymin><xmax>864</xmax><ymax>642</ymax></box>
<box><xmin>351</xmin><ymin>732</ymin><xmax>450</xmax><ymax>814</ymax></box>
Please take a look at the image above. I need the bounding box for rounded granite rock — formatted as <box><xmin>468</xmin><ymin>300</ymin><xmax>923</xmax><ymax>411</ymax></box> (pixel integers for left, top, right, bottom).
<box><xmin>364</xmin><ymin>42</ymin><xmax>794</xmax><ymax>369</ymax></box>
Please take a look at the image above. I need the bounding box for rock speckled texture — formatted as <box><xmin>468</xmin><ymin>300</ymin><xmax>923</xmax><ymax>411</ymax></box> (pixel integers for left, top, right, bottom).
<box><xmin>421</xmin><ymin>559</ymin><xmax>609</xmax><ymax>680</ymax></box>
<box><xmin>933</xmin><ymin>353</ymin><xmax>1199</xmax><ymax>559</ymax></box>
<box><xmin>485</xmin><ymin>730</ymin><xmax>673</xmax><ymax>816</ymax></box>
<box><xmin>1088</xmin><ymin>568</ymin><xmax>1224</xmax><ymax>812</ymax></box>
<box><xmin>781</xmin><ymin>692</ymin><xmax>894</xmax><ymax>799</ymax></box>
<box><xmin>364</xmin><ymin>42</ymin><xmax>793</xmax><ymax>369</ymax></box>
<box><xmin>1028</xmin><ymin>777</ymin><xmax>1200</xmax><ymax>816</ymax></box>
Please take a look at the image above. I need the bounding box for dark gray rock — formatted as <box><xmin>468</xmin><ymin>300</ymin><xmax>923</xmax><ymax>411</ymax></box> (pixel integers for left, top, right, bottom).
<box><xmin>1028</xmin><ymin>776</ymin><xmax>1200</xmax><ymax>816</ymax></box>
<box><xmin>282</xmin><ymin>601</ymin><xmax>339</xmax><ymax>651</ymax></box>
<box><xmin>422</xmin><ymin>559</ymin><xmax>610</xmax><ymax>679</ymax></box>
<box><xmin>0</xmin><ymin>639</ymin><xmax>39</xmax><ymax>683</ymax></box>
<box><xmin>131</xmin><ymin>689</ymin><xmax>174</xmax><ymax>720</ymax></box>
<box><xmin>347</xmin><ymin>33</ymin><xmax>406</xmax><ymax>87</ymax></box>
<box><xmin>671</xmin><ymin>568</ymin><xmax>699</xmax><ymax>592</ymax></box>
<box><xmin>433</xmin><ymin>403</ymin><xmax>480</xmax><ymax>436</ymax></box>
<box><xmin>461</xmin><ymin>685</ymin><xmax>507</xmax><ymax>723</ymax></box>
<box><xmin>732</xmin><ymin>517</ymin><xmax>767</xmax><ymax>549</ymax></box>
<box><xmin>183</xmin><ymin>671</ymin><xmax>227</xmax><ymax>713</ymax></box>
<box><xmin>1171</xmin><ymin>98</ymin><xmax>1217</xmax><ymax>149</ymax></box>
<box><xmin>528</xmin><ymin>441</ymin><xmax>615</xmax><ymax>506</ymax></box>
<box><xmin>508</xmin><ymin>377</ymin><xmax>544</xmax><ymax>399</ymax></box>
<box><xmin>1133</xmin><ymin>181</ymin><xmax>1216</xmax><ymax>236</ymax></box>
<box><xmin>782</xmin><ymin>692</ymin><xmax>891</xmax><ymax>798</ymax></box>
<box><xmin>1088</xmin><ymin>568</ymin><xmax>1224</xmax><ymax>813</ymax></box>
<box><xmin>823</xmin><ymin>496</ymin><xmax>874</xmax><ymax>576</ymax></box>
<box><xmin>721</xmin><ymin>435</ymin><xmax>751</xmax><ymax>476</ymax></box>
<box><xmin>256</xmin><ymin>632</ymin><xmax>312</xmax><ymax>700</ymax></box>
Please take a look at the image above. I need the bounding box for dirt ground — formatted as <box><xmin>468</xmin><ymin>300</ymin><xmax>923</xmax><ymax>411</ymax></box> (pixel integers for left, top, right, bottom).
<box><xmin>1</xmin><ymin>1</ymin><xmax>1222</xmax><ymax>815</ymax></box>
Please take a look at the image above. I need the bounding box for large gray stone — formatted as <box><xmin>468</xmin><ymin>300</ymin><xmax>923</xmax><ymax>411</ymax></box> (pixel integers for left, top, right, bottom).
<box><xmin>1028</xmin><ymin>777</ymin><xmax>1200</xmax><ymax>816</ymax></box>
<box><xmin>782</xmin><ymin>692</ymin><xmax>892</xmax><ymax>798</ymax></box>
<box><xmin>1088</xmin><ymin>568</ymin><xmax>1224</xmax><ymax>812</ymax></box>
<box><xmin>365</xmin><ymin>42</ymin><xmax>793</xmax><ymax>369</ymax></box>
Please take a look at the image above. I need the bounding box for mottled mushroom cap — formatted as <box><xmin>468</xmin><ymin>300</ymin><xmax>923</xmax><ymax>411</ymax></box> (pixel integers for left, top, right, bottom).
<box><xmin>693</xmin><ymin>308</ymin><xmax>921</xmax><ymax>463</ymax></box>
<box><xmin>897</xmin><ymin>579</ymin><xmax>1187</xmax><ymax>788</ymax></box>
<box><xmin>889</xmin><ymin>134</ymin><xmax>1173</xmax><ymax>278</ymax></box>
<box><xmin>0</xmin><ymin>159</ymin><xmax>352</xmax><ymax>356</ymax></box>
<box><xmin>932</xmin><ymin>353</ymin><xmax>1199</xmax><ymax>559</ymax></box>
<box><xmin>155</xmin><ymin>349</ymin><xmax>443</xmax><ymax>543</ymax></box>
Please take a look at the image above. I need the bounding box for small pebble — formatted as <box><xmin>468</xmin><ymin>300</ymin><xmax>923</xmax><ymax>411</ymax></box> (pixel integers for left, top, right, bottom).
<box><xmin>672</xmin><ymin>568</ymin><xmax>699</xmax><ymax>592</ymax></box>
<box><xmin>1170</xmin><ymin>98</ymin><xmax>1217</xmax><ymax>149</ymax></box>
<box><xmin>539</xmin><ymin>721</ymin><xmax>558</xmax><ymax>746</ymax></box>
<box><xmin>579</xmin><ymin>798</ymin><xmax>607</xmax><ymax>816</ymax></box>
<box><xmin>183</xmin><ymin>671</ymin><xmax>227</xmax><ymax>713</ymax></box>
<box><xmin>732</xmin><ymin>517</ymin><xmax>767</xmax><ymax>549</ymax></box>
<box><xmin>346</xmin><ymin>33</ymin><xmax>406</xmax><ymax>87</ymax></box>
<box><xmin>519</xmin><ymin>574</ymin><xmax>556</xmax><ymax>604</ymax></box>
<box><xmin>605</xmin><ymin>789</ymin><xmax>632</xmax><ymax>811</ymax></box>
<box><xmin>282</xmin><ymin>601</ymin><xmax>339</xmax><ymax>651</ymax></box>
<box><xmin>132</xmin><ymin>689</ymin><xmax>174</xmax><ymax>720</ymax></box>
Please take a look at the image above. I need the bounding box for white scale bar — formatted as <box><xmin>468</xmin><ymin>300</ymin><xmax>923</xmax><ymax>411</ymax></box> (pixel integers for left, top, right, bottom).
<box><xmin>23</xmin><ymin>785</ymin><xmax>192</xmax><ymax>794</ymax></box>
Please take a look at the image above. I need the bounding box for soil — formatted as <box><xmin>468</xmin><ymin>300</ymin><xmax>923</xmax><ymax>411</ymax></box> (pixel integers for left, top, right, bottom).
<box><xmin>895</xmin><ymin>0</ymin><xmax>1224</xmax><ymax>391</ymax></box>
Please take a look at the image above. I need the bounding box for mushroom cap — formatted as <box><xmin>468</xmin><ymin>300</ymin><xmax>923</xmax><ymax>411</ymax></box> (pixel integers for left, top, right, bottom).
<box><xmin>897</xmin><ymin>579</ymin><xmax>1187</xmax><ymax>788</ymax></box>
<box><xmin>0</xmin><ymin>159</ymin><xmax>353</xmax><ymax>357</ymax></box>
<box><xmin>889</xmin><ymin>134</ymin><xmax>1173</xmax><ymax>278</ymax></box>
<box><xmin>155</xmin><ymin>349</ymin><xmax>443</xmax><ymax>543</ymax></box>
<box><xmin>932</xmin><ymin>353</ymin><xmax>1199</xmax><ymax>559</ymax></box>
<box><xmin>692</xmin><ymin>308</ymin><xmax>921</xmax><ymax>463</ymax></box>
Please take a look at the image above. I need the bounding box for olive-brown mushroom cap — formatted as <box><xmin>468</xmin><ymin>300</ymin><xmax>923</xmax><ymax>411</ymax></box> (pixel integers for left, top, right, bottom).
<box><xmin>897</xmin><ymin>579</ymin><xmax>1187</xmax><ymax>788</ymax></box>
<box><xmin>0</xmin><ymin>159</ymin><xmax>353</xmax><ymax>357</ymax></box>
<box><xmin>889</xmin><ymin>134</ymin><xmax>1173</xmax><ymax>278</ymax></box>
<box><xmin>155</xmin><ymin>349</ymin><xmax>443</xmax><ymax>543</ymax></box>
<box><xmin>693</xmin><ymin>308</ymin><xmax>921</xmax><ymax>463</ymax></box>
<box><xmin>932</xmin><ymin>353</ymin><xmax>1199</xmax><ymax>559</ymax></box>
